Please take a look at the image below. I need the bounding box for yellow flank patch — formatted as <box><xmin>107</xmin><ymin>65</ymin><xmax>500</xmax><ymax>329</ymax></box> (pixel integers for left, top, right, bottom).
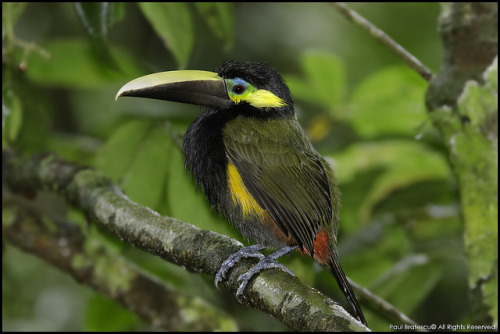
<box><xmin>227</xmin><ymin>163</ymin><xmax>265</xmax><ymax>217</ymax></box>
<box><xmin>246</xmin><ymin>89</ymin><xmax>287</xmax><ymax>109</ymax></box>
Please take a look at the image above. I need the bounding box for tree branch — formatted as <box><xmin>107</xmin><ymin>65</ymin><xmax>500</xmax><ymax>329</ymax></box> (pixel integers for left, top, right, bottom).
<box><xmin>2</xmin><ymin>191</ymin><xmax>236</xmax><ymax>331</ymax></box>
<box><xmin>2</xmin><ymin>150</ymin><xmax>369</xmax><ymax>332</ymax></box>
<box><xmin>332</xmin><ymin>2</ymin><xmax>434</xmax><ymax>81</ymax></box>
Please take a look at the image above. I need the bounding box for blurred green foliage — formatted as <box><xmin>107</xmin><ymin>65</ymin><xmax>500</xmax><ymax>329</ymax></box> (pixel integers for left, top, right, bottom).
<box><xmin>2</xmin><ymin>2</ymin><xmax>477</xmax><ymax>331</ymax></box>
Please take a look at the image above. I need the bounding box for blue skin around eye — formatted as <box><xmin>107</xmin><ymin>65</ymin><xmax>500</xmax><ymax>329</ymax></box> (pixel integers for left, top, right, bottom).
<box><xmin>228</xmin><ymin>78</ymin><xmax>248</xmax><ymax>94</ymax></box>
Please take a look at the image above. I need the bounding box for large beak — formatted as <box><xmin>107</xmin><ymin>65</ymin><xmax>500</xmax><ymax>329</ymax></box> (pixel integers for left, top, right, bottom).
<box><xmin>115</xmin><ymin>70</ymin><xmax>234</xmax><ymax>109</ymax></box>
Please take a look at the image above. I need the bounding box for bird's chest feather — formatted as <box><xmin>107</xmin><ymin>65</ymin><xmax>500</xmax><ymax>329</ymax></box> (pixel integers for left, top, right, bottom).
<box><xmin>221</xmin><ymin>116</ymin><xmax>312</xmax><ymax>247</ymax></box>
<box><xmin>225</xmin><ymin>160</ymin><xmax>294</xmax><ymax>247</ymax></box>
<box><xmin>184</xmin><ymin>114</ymin><xmax>298</xmax><ymax>246</ymax></box>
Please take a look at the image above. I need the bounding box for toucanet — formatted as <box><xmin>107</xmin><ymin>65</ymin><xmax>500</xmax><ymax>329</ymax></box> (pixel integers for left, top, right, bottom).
<box><xmin>116</xmin><ymin>61</ymin><xmax>367</xmax><ymax>326</ymax></box>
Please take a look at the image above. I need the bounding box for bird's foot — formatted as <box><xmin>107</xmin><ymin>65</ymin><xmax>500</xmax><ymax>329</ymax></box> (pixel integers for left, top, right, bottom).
<box><xmin>236</xmin><ymin>246</ymin><xmax>297</xmax><ymax>301</ymax></box>
<box><xmin>215</xmin><ymin>244</ymin><xmax>265</xmax><ymax>289</ymax></box>
<box><xmin>215</xmin><ymin>245</ymin><xmax>298</xmax><ymax>302</ymax></box>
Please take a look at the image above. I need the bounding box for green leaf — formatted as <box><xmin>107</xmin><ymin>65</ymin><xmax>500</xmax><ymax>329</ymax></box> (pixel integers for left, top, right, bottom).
<box><xmin>139</xmin><ymin>3</ymin><xmax>193</xmax><ymax>69</ymax></box>
<box><xmin>195</xmin><ymin>2</ymin><xmax>234</xmax><ymax>51</ymax></box>
<box><xmin>74</xmin><ymin>2</ymin><xmax>125</xmax><ymax>71</ymax></box>
<box><xmin>16</xmin><ymin>39</ymin><xmax>143</xmax><ymax>89</ymax></box>
<box><xmin>348</xmin><ymin>66</ymin><xmax>427</xmax><ymax>137</ymax></box>
<box><xmin>122</xmin><ymin>126</ymin><xmax>172</xmax><ymax>211</ymax></box>
<box><xmin>284</xmin><ymin>51</ymin><xmax>345</xmax><ymax>110</ymax></box>
<box><xmin>339</xmin><ymin>219</ymin><xmax>410</xmax><ymax>289</ymax></box>
<box><xmin>95</xmin><ymin>120</ymin><xmax>172</xmax><ymax>212</ymax></box>
<box><xmin>371</xmin><ymin>255</ymin><xmax>443</xmax><ymax>315</ymax></box>
<box><xmin>284</xmin><ymin>75</ymin><xmax>313</xmax><ymax>104</ymax></box>
<box><xmin>94</xmin><ymin>120</ymin><xmax>150</xmax><ymax>180</ymax></box>
<box><xmin>302</xmin><ymin>51</ymin><xmax>345</xmax><ymax>108</ymax></box>
<box><xmin>331</xmin><ymin>140</ymin><xmax>451</xmax><ymax>223</ymax></box>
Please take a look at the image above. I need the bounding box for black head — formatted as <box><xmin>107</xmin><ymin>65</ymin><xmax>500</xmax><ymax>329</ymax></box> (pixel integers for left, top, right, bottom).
<box><xmin>215</xmin><ymin>61</ymin><xmax>294</xmax><ymax>113</ymax></box>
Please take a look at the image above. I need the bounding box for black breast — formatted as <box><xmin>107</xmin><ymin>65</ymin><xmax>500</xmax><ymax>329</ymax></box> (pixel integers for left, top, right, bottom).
<box><xmin>182</xmin><ymin>107</ymin><xmax>233</xmax><ymax>210</ymax></box>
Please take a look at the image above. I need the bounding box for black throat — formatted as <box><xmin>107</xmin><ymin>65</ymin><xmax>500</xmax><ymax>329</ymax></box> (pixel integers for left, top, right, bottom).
<box><xmin>182</xmin><ymin>107</ymin><xmax>234</xmax><ymax>209</ymax></box>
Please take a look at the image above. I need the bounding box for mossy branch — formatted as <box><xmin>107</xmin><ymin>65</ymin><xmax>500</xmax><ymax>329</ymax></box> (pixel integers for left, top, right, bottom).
<box><xmin>3</xmin><ymin>150</ymin><xmax>370</xmax><ymax>332</ymax></box>
<box><xmin>3</xmin><ymin>191</ymin><xmax>236</xmax><ymax>331</ymax></box>
<box><xmin>425</xmin><ymin>2</ymin><xmax>498</xmax><ymax>325</ymax></box>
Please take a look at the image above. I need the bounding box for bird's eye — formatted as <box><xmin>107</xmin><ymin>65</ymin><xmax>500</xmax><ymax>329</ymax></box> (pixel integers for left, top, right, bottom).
<box><xmin>232</xmin><ymin>84</ymin><xmax>245</xmax><ymax>95</ymax></box>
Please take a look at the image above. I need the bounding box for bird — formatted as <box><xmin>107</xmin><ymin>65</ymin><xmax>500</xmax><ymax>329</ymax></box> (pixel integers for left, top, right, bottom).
<box><xmin>116</xmin><ymin>60</ymin><xmax>367</xmax><ymax>326</ymax></box>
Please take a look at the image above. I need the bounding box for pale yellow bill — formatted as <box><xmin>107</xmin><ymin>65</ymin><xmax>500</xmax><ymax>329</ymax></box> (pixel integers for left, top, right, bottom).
<box><xmin>115</xmin><ymin>70</ymin><xmax>221</xmax><ymax>101</ymax></box>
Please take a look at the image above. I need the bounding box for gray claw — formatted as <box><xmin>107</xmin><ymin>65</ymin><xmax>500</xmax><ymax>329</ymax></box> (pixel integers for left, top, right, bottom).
<box><xmin>215</xmin><ymin>245</ymin><xmax>298</xmax><ymax>302</ymax></box>
<box><xmin>235</xmin><ymin>256</ymin><xmax>296</xmax><ymax>302</ymax></box>
<box><xmin>214</xmin><ymin>244</ymin><xmax>265</xmax><ymax>289</ymax></box>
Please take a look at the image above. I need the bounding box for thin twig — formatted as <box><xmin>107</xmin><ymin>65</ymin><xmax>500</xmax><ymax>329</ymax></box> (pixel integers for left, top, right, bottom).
<box><xmin>332</xmin><ymin>2</ymin><xmax>433</xmax><ymax>81</ymax></box>
<box><xmin>349</xmin><ymin>279</ymin><xmax>426</xmax><ymax>332</ymax></box>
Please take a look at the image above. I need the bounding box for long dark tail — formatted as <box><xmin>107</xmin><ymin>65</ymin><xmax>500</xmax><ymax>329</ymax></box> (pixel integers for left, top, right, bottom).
<box><xmin>328</xmin><ymin>252</ymin><xmax>367</xmax><ymax>326</ymax></box>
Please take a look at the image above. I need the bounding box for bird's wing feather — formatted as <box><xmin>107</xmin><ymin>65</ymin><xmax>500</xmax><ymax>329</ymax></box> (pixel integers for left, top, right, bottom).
<box><xmin>224</xmin><ymin>118</ymin><xmax>333</xmax><ymax>254</ymax></box>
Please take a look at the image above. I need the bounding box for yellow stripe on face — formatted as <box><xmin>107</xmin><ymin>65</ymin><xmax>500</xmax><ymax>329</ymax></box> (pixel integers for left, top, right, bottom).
<box><xmin>225</xmin><ymin>78</ymin><xmax>287</xmax><ymax>110</ymax></box>
<box><xmin>227</xmin><ymin>163</ymin><xmax>265</xmax><ymax>217</ymax></box>
<box><xmin>246</xmin><ymin>89</ymin><xmax>287</xmax><ymax>109</ymax></box>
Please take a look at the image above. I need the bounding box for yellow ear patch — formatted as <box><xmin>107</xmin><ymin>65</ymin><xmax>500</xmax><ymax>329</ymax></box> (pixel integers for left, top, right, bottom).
<box><xmin>246</xmin><ymin>89</ymin><xmax>287</xmax><ymax>109</ymax></box>
<box><xmin>227</xmin><ymin>163</ymin><xmax>265</xmax><ymax>217</ymax></box>
<box><xmin>225</xmin><ymin>78</ymin><xmax>287</xmax><ymax>109</ymax></box>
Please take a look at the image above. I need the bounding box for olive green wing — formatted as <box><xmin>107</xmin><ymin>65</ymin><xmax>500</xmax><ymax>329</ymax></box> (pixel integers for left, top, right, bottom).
<box><xmin>224</xmin><ymin>118</ymin><xmax>334</xmax><ymax>254</ymax></box>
